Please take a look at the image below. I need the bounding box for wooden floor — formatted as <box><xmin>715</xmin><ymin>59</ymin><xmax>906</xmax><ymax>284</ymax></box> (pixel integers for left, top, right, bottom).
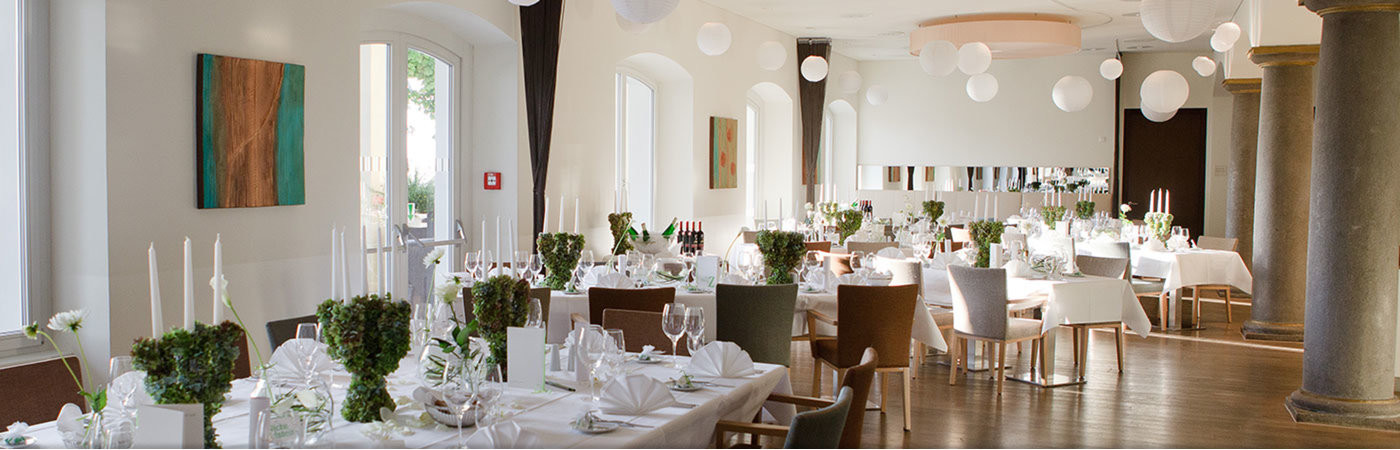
<box><xmin>782</xmin><ymin>299</ymin><xmax>1400</xmax><ymax>448</ymax></box>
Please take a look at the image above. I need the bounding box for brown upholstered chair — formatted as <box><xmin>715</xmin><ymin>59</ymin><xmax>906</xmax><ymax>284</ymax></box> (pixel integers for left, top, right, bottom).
<box><xmin>803</xmin><ymin>241</ymin><xmax>832</xmax><ymax>253</ymax></box>
<box><xmin>234</xmin><ymin>333</ymin><xmax>252</xmax><ymax>379</ymax></box>
<box><xmin>807</xmin><ymin>284</ymin><xmax>918</xmax><ymax>430</ymax></box>
<box><xmin>822</xmin><ymin>253</ymin><xmax>854</xmax><ymax>277</ymax></box>
<box><xmin>0</xmin><ymin>356</ymin><xmax>86</xmax><ymax>425</ymax></box>
<box><xmin>846</xmin><ymin>241</ymin><xmax>897</xmax><ymax>255</ymax></box>
<box><xmin>600</xmin><ymin>308</ymin><xmax>689</xmax><ymax>356</ymax></box>
<box><xmin>713</xmin><ymin>347</ymin><xmax>878</xmax><ymax>449</ymax></box>
<box><xmin>529</xmin><ymin>287</ymin><xmax>551</xmax><ymax>326</ymax></box>
<box><xmin>586</xmin><ymin>287</ymin><xmax>675</xmax><ymax>326</ymax></box>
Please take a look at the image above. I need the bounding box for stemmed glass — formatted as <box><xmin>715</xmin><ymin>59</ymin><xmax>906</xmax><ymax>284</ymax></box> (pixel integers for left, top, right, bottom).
<box><xmin>472</xmin><ymin>364</ymin><xmax>504</xmax><ymax>429</ymax></box>
<box><xmin>684</xmin><ymin>307</ymin><xmax>705</xmax><ymax>356</ymax></box>
<box><xmin>295</xmin><ymin>323</ymin><xmax>322</xmax><ymax>382</ymax></box>
<box><xmin>525</xmin><ymin>298</ymin><xmax>544</xmax><ymax>329</ymax></box>
<box><xmin>576</xmin><ymin>250</ymin><xmax>595</xmax><ymax>285</ymax></box>
<box><xmin>527</xmin><ymin>254</ymin><xmax>543</xmax><ymax>286</ymax></box>
<box><xmin>802</xmin><ymin>251</ymin><xmax>823</xmax><ymax>291</ymax></box>
<box><xmin>515</xmin><ymin>251</ymin><xmax>530</xmax><ymax>280</ymax></box>
<box><xmin>577</xmin><ymin>325</ymin><xmax>608</xmax><ymax>406</ymax></box>
<box><xmin>480</xmin><ymin>250</ymin><xmax>496</xmax><ymax>278</ymax></box>
<box><xmin>661</xmin><ymin>303</ymin><xmax>687</xmax><ymax>364</ymax></box>
<box><xmin>107</xmin><ymin>354</ymin><xmax>139</xmax><ymax>446</ymax></box>
<box><xmin>464</xmin><ymin>251</ymin><xmax>481</xmax><ymax>284</ymax></box>
<box><xmin>603</xmin><ymin>329</ymin><xmax>626</xmax><ymax>382</ymax></box>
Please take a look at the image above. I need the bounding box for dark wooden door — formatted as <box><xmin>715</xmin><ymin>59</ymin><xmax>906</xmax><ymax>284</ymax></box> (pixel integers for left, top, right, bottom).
<box><xmin>1121</xmin><ymin>108</ymin><xmax>1207</xmax><ymax>238</ymax></box>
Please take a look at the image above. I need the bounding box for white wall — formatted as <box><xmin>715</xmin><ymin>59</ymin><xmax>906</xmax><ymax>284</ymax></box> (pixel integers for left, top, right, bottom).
<box><xmin>855</xmin><ymin>53</ymin><xmax>1117</xmax><ymax>169</ymax></box>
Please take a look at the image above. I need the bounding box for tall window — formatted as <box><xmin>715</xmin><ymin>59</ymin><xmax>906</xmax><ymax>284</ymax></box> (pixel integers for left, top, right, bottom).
<box><xmin>360</xmin><ymin>37</ymin><xmax>457</xmax><ymax>299</ymax></box>
<box><xmin>0</xmin><ymin>0</ymin><xmax>26</xmax><ymax>337</ymax></box>
<box><xmin>745</xmin><ymin>101</ymin><xmax>759</xmax><ymax>222</ymax></box>
<box><xmin>615</xmin><ymin>72</ymin><xmax>655</xmax><ymax>225</ymax></box>
<box><xmin>820</xmin><ymin>110</ymin><xmax>834</xmax><ymax>192</ymax></box>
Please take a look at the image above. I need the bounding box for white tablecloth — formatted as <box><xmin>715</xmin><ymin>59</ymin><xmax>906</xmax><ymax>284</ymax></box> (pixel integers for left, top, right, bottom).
<box><xmin>925</xmin><ymin>269</ymin><xmax>1151</xmax><ymax>336</ymax></box>
<box><xmin>549</xmin><ymin>288</ymin><xmax>948</xmax><ymax>353</ymax></box>
<box><xmin>21</xmin><ymin>357</ymin><xmax>789</xmax><ymax>449</ymax></box>
<box><xmin>1127</xmin><ymin>248</ymin><xmax>1253</xmax><ymax>293</ymax></box>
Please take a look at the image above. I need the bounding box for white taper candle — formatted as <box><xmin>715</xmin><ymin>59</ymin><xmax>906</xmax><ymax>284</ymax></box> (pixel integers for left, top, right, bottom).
<box><xmin>149</xmin><ymin>243</ymin><xmax>163</xmax><ymax>337</ymax></box>
<box><xmin>212</xmin><ymin>234</ymin><xmax>223</xmax><ymax>323</ymax></box>
<box><xmin>183</xmin><ymin>237</ymin><xmax>194</xmax><ymax>329</ymax></box>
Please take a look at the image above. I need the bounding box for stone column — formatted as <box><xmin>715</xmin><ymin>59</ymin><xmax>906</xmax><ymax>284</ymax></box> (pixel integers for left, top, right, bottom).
<box><xmin>1243</xmin><ymin>46</ymin><xmax>1317</xmax><ymax>341</ymax></box>
<box><xmin>1222</xmin><ymin>78</ymin><xmax>1261</xmax><ymax>270</ymax></box>
<box><xmin>1288</xmin><ymin>0</ymin><xmax>1400</xmax><ymax>430</ymax></box>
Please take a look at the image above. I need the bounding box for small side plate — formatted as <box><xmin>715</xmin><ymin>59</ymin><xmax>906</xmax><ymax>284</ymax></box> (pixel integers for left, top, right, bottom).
<box><xmin>573</xmin><ymin>422</ymin><xmax>620</xmax><ymax>434</ymax></box>
<box><xmin>0</xmin><ymin>436</ymin><xmax>37</xmax><ymax>449</ymax></box>
<box><xmin>668</xmin><ymin>384</ymin><xmax>702</xmax><ymax>392</ymax></box>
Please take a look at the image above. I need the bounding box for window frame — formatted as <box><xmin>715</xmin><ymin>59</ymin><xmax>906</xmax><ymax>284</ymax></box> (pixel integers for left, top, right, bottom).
<box><xmin>613</xmin><ymin>68</ymin><xmax>657</xmax><ymax>225</ymax></box>
<box><xmin>744</xmin><ymin>96</ymin><xmax>760</xmax><ymax>223</ymax></box>
<box><xmin>0</xmin><ymin>0</ymin><xmax>46</xmax><ymax>355</ymax></box>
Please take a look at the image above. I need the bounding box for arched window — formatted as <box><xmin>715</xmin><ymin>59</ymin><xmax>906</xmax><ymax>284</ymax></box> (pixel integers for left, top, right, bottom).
<box><xmin>615</xmin><ymin>70</ymin><xmax>656</xmax><ymax>226</ymax></box>
<box><xmin>745</xmin><ymin>97</ymin><xmax>760</xmax><ymax>222</ymax></box>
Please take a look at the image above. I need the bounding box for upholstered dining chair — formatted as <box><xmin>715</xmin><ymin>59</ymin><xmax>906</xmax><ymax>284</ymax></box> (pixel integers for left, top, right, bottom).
<box><xmin>804</xmin><ymin>241</ymin><xmax>832</xmax><ymax>253</ymax></box>
<box><xmin>1081</xmin><ymin>240</ymin><xmax>1169</xmax><ymax>327</ymax></box>
<box><xmin>715</xmin><ymin>387</ymin><xmax>853</xmax><ymax>449</ymax></box>
<box><xmin>600</xmin><ymin>308</ymin><xmax>689</xmax><ymax>356</ymax></box>
<box><xmin>715</xmin><ymin>284</ymin><xmax>798</xmax><ymax>366</ymax></box>
<box><xmin>528</xmin><ymin>287</ymin><xmax>551</xmax><ymax>325</ymax></box>
<box><xmin>947</xmin><ymin>266</ymin><xmax>1045</xmax><ymax>395</ymax></box>
<box><xmin>1191</xmin><ymin>236</ymin><xmax>1241</xmax><ymax>323</ymax></box>
<box><xmin>713</xmin><ymin>348</ymin><xmax>877</xmax><ymax>449</ymax></box>
<box><xmin>742</xmin><ymin>230</ymin><xmax>759</xmax><ymax>244</ymax></box>
<box><xmin>0</xmin><ymin>356</ymin><xmax>86</xmax><ymax>425</ymax></box>
<box><xmin>265</xmin><ymin>314</ymin><xmax>319</xmax><ymax>349</ymax></box>
<box><xmin>807</xmin><ymin>284</ymin><xmax>918</xmax><ymax>430</ymax></box>
<box><xmin>846</xmin><ymin>241</ymin><xmax>897</xmax><ymax>255</ymax></box>
<box><xmin>822</xmin><ymin>253</ymin><xmax>854</xmax><ymax>277</ymax></box>
<box><xmin>586</xmin><ymin>287</ymin><xmax>675</xmax><ymax>326</ymax></box>
<box><xmin>949</xmin><ymin>226</ymin><xmax>972</xmax><ymax>243</ymax></box>
<box><xmin>1071</xmin><ymin>255</ymin><xmax>1130</xmax><ymax>373</ymax></box>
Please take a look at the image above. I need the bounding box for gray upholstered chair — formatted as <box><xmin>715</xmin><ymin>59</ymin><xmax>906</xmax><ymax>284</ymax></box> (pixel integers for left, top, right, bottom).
<box><xmin>947</xmin><ymin>266</ymin><xmax>1044</xmax><ymax>395</ymax></box>
<box><xmin>265</xmin><ymin>314</ymin><xmax>319</xmax><ymax>349</ymax></box>
<box><xmin>1080</xmin><ymin>240</ymin><xmax>1170</xmax><ymax>328</ymax></box>
<box><xmin>878</xmin><ymin>257</ymin><xmax>923</xmax><ymax>295</ymax></box>
<box><xmin>714</xmin><ymin>284</ymin><xmax>798</xmax><ymax>366</ymax></box>
<box><xmin>712</xmin><ymin>348</ymin><xmax>876</xmax><ymax>449</ymax></box>
<box><xmin>807</xmin><ymin>284</ymin><xmax>918</xmax><ymax>430</ymax></box>
<box><xmin>714</xmin><ymin>387</ymin><xmax>854</xmax><ymax>449</ymax></box>
<box><xmin>846</xmin><ymin>241</ymin><xmax>897</xmax><ymax>255</ymax></box>
<box><xmin>1071</xmin><ymin>255</ymin><xmax>1130</xmax><ymax>373</ymax></box>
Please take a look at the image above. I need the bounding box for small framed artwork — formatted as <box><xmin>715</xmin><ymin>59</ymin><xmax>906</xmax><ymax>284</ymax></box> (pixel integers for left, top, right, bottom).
<box><xmin>709</xmin><ymin>116</ymin><xmax>738</xmax><ymax>189</ymax></box>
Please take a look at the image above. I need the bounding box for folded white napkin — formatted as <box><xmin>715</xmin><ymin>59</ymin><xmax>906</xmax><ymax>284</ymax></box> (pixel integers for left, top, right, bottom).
<box><xmin>56</xmin><ymin>403</ymin><xmax>84</xmax><ymax>436</ymax></box>
<box><xmin>1001</xmin><ymin>258</ymin><xmax>1035</xmax><ymax>278</ymax></box>
<box><xmin>599</xmin><ymin>374</ymin><xmax>676</xmax><ymax>415</ymax></box>
<box><xmin>595</xmin><ymin>272</ymin><xmax>633</xmax><ymax>289</ymax></box>
<box><xmin>583</xmin><ymin>266</ymin><xmax>608</xmax><ymax>286</ymax></box>
<box><xmin>837</xmin><ymin>273</ymin><xmax>863</xmax><ymax>286</ymax></box>
<box><xmin>686</xmin><ymin>341</ymin><xmax>756</xmax><ymax>378</ymax></box>
<box><xmin>268</xmin><ymin>338</ymin><xmax>333</xmax><ymax>384</ymax></box>
<box><xmin>875</xmin><ymin>247</ymin><xmax>905</xmax><ymax>259</ymax></box>
<box><xmin>639</xmin><ymin>345</ymin><xmax>660</xmax><ymax>360</ymax></box>
<box><xmin>720</xmin><ymin>273</ymin><xmax>750</xmax><ymax>285</ymax></box>
<box><xmin>466</xmin><ymin>421</ymin><xmax>538</xmax><ymax>449</ymax></box>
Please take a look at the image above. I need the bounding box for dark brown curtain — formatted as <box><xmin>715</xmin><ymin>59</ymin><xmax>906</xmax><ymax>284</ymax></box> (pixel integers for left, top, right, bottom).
<box><xmin>520</xmin><ymin>0</ymin><xmax>564</xmax><ymax>248</ymax></box>
<box><xmin>798</xmin><ymin>38</ymin><xmax>830</xmax><ymax>201</ymax></box>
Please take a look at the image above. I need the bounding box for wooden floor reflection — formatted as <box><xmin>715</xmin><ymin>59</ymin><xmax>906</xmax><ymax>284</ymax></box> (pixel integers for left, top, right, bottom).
<box><xmin>781</xmin><ymin>301</ymin><xmax>1399</xmax><ymax>448</ymax></box>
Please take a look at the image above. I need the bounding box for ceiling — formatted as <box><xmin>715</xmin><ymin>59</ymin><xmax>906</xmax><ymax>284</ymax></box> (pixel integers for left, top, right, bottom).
<box><xmin>701</xmin><ymin>0</ymin><xmax>1247</xmax><ymax>60</ymax></box>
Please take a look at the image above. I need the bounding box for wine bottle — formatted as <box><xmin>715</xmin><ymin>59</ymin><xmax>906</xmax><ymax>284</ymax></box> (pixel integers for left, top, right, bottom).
<box><xmin>696</xmin><ymin>222</ymin><xmax>705</xmax><ymax>255</ymax></box>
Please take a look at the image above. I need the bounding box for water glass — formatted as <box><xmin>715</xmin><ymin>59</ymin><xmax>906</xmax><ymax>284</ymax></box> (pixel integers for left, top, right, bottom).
<box><xmin>464</xmin><ymin>251</ymin><xmax>481</xmax><ymax>283</ymax></box>
<box><xmin>527</xmin><ymin>254</ymin><xmax>543</xmax><ymax>285</ymax></box>
<box><xmin>473</xmin><ymin>365</ymin><xmax>504</xmax><ymax>428</ymax></box>
<box><xmin>525</xmin><ymin>298</ymin><xmax>544</xmax><ymax>329</ymax></box>
<box><xmin>684</xmin><ymin>306</ymin><xmax>705</xmax><ymax>354</ymax></box>
<box><xmin>603</xmin><ymin>329</ymin><xmax>626</xmax><ymax>380</ymax></box>
<box><xmin>661</xmin><ymin>303</ymin><xmax>687</xmax><ymax>363</ymax></box>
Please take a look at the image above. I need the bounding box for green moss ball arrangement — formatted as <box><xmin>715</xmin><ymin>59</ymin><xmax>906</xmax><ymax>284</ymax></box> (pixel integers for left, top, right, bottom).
<box><xmin>968</xmin><ymin>220</ymin><xmax>1005</xmax><ymax>268</ymax></box>
<box><xmin>316</xmin><ymin>294</ymin><xmax>411</xmax><ymax>422</ymax></box>
<box><xmin>470</xmin><ymin>275</ymin><xmax>531</xmax><ymax>368</ymax></box>
<box><xmin>608</xmin><ymin>212</ymin><xmax>634</xmax><ymax>255</ymax></box>
<box><xmin>536</xmin><ymin>232</ymin><xmax>585</xmax><ymax>290</ymax></box>
<box><xmin>835</xmin><ymin>210</ymin><xmax>863</xmax><ymax>245</ymax></box>
<box><xmin>922</xmin><ymin>200</ymin><xmax>945</xmax><ymax>222</ymax></box>
<box><xmin>1075</xmin><ymin>201</ymin><xmax>1095</xmax><ymax>220</ymax></box>
<box><xmin>1041</xmin><ymin>206</ymin><xmax>1067</xmax><ymax>230</ymax></box>
<box><xmin>131</xmin><ymin>321</ymin><xmax>243</xmax><ymax>448</ymax></box>
<box><xmin>755</xmin><ymin>230</ymin><xmax>806</xmax><ymax>285</ymax></box>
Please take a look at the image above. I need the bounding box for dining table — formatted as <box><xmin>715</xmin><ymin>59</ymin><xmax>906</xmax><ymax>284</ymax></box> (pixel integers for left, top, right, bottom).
<box><xmin>18</xmin><ymin>354</ymin><xmax>792</xmax><ymax>449</ymax></box>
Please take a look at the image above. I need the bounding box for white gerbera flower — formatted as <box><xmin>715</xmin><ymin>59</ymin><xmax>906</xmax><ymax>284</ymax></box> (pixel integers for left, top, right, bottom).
<box><xmin>296</xmin><ymin>390</ymin><xmax>323</xmax><ymax>410</ymax></box>
<box><xmin>434</xmin><ymin>276</ymin><xmax>465</xmax><ymax>305</ymax></box>
<box><xmin>1119</xmin><ymin>203</ymin><xmax>1132</xmax><ymax>213</ymax></box>
<box><xmin>47</xmin><ymin>310</ymin><xmax>85</xmax><ymax>333</ymax></box>
<box><xmin>423</xmin><ymin>248</ymin><xmax>446</xmax><ymax>268</ymax></box>
<box><xmin>209</xmin><ymin>274</ymin><xmax>232</xmax><ymax>308</ymax></box>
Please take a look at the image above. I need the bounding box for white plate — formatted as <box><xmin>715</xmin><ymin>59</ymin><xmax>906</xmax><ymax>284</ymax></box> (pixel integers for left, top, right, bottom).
<box><xmin>0</xmin><ymin>436</ymin><xmax>36</xmax><ymax>449</ymax></box>
<box><xmin>573</xmin><ymin>422</ymin><xmax>620</xmax><ymax>434</ymax></box>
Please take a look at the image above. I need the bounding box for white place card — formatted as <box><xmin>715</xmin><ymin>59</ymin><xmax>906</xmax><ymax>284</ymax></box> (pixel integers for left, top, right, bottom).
<box><xmin>507</xmin><ymin>326</ymin><xmax>546</xmax><ymax>390</ymax></box>
<box><xmin>134</xmin><ymin>404</ymin><xmax>203</xmax><ymax>449</ymax></box>
<box><xmin>695</xmin><ymin>255</ymin><xmax>720</xmax><ymax>289</ymax></box>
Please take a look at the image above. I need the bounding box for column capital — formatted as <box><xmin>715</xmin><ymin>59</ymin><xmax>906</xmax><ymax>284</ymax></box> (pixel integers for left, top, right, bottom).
<box><xmin>1222</xmin><ymin>78</ymin><xmax>1263</xmax><ymax>94</ymax></box>
<box><xmin>1249</xmin><ymin>45</ymin><xmax>1320</xmax><ymax>67</ymax></box>
<box><xmin>1305</xmin><ymin>0</ymin><xmax>1400</xmax><ymax>15</ymax></box>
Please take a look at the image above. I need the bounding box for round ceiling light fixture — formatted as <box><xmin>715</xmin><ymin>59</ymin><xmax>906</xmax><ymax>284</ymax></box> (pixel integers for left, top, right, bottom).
<box><xmin>1099</xmin><ymin>58</ymin><xmax>1123</xmax><ymax>80</ymax></box>
<box><xmin>612</xmin><ymin>0</ymin><xmax>678</xmax><ymax>25</ymax></box>
<box><xmin>866</xmin><ymin>85</ymin><xmax>889</xmax><ymax>106</ymax></box>
<box><xmin>910</xmin><ymin>13</ymin><xmax>1081</xmax><ymax>60</ymax></box>
<box><xmin>696</xmin><ymin>22</ymin><xmax>731</xmax><ymax>56</ymax></box>
<box><xmin>1140</xmin><ymin>0</ymin><xmax>1215</xmax><ymax>43</ymax></box>
<box><xmin>918</xmin><ymin>40</ymin><xmax>958</xmax><ymax>76</ymax></box>
<box><xmin>1052</xmin><ymin>76</ymin><xmax>1093</xmax><ymax>112</ymax></box>
<box><xmin>1192</xmin><ymin>56</ymin><xmax>1217</xmax><ymax>77</ymax></box>
<box><xmin>966</xmin><ymin>73</ymin><xmax>999</xmax><ymax>102</ymax></box>
<box><xmin>1140</xmin><ymin>70</ymin><xmax>1190</xmax><ymax>113</ymax></box>
<box><xmin>1211</xmin><ymin>22</ymin><xmax>1242</xmax><ymax>52</ymax></box>
<box><xmin>801</xmin><ymin>56</ymin><xmax>829</xmax><ymax>82</ymax></box>
<box><xmin>757</xmin><ymin>41</ymin><xmax>786</xmax><ymax>71</ymax></box>
<box><xmin>957</xmin><ymin>42</ymin><xmax>992</xmax><ymax>75</ymax></box>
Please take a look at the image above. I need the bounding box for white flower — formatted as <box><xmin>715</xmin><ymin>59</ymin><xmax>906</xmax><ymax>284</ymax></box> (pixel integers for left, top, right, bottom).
<box><xmin>296</xmin><ymin>390</ymin><xmax>323</xmax><ymax>410</ymax></box>
<box><xmin>47</xmin><ymin>310</ymin><xmax>85</xmax><ymax>333</ymax></box>
<box><xmin>936</xmin><ymin>217</ymin><xmax>950</xmax><ymax>228</ymax></box>
<box><xmin>209</xmin><ymin>274</ymin><xmax>232</xmax><ymax>308</ymax></box>
<box><xmin>423</xmin><ymin>248</ymin><xmax>446</xmax><ymax>268</ymax></box>
<box><xmin>1119</xmin><ymin>203</ymin><xmax>1132</xmax><ymax>213</ymax></box>
<box><xmin>434</xmin><ymin>277</ymin><xmax>464</xmax><ymax>305</ymax></box>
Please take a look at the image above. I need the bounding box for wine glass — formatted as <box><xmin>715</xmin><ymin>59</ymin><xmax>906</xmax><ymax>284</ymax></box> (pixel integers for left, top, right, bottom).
<box><xmin>684</xmin><ymin>306</ymin><xmax>705</xmax><ymax>354</ymax></box>
<box><xmin>473</xmin><ymin>364</ymin><xmax>504</xmax><ymax>429</ymax></box>
<box><xmin>295</xmin><ymin>323</ymin><xmax>322</xmax><ymax>382</ymax></box>
<box><xmin>108</xmin><ymin>356</ymin><xmax>136</xmax><ymax>416</ymax></box>
<box><xmin>515</xmin><ymin>251</ymin><xmax>530</xmax><ymax>280</ymax></box>
<box><xmin>579</xmin><ymin>250</ymin><xmax>595</xmax><ymax>275</ymax></box>
<box><xmin>480</xmin><ymin>250</ymin><xmax>496</xmax><ymax>278</ymax></box>
<box><xmin>464</xmin><ymin>251</ymin><xmax>480</xmax><ymax>283</ymax></box>
<box><xmin>577</xmin><ymin>325</ymin><xmax>607</xmax><ymax>406</ymax></box>
<box><xmin>686</xmin><ymin>333</ymin><xmax>705</xmax><ymax>356</ymax></box>
<box><xmin>661</xmin><ymin>303</ymin><xmax>687</xmax><ymax>364</ymax></box>
<box><xmin>525</xmin><ymin>297</ymin><xmax>544</xmax><ymax>329</ymax></box>
<box><xmin>527</xmin><ymin>253</ymin><xmax>543</xmax><ymax>286</ymax></box>
<box><xmin>603</xmin><ymin>329</ymin><xmax>626</xmax><ymax>381</ymax></box>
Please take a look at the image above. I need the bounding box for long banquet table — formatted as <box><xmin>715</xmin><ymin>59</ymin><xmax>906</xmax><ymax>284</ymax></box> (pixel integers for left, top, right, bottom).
<box><xmin>21</xmin><ymin>356</ymin><xmax>791</xmax><ymax>449</ymax></box>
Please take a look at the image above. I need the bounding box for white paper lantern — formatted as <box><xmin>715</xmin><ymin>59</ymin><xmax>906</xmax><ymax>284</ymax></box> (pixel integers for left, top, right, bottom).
<box><xmin>756</xmin><ymin>41</ymin><xmax>786</xmax><ymax>71</ymax></box>
<box><xmin>1192</xmin><ymin>56</ymin><xmax>1217</xmax><ymax>77</ymax></box>
<box><xmin>801</xmin><ymin>56</ymin><xmax>829</xmax><ymax>82</ymax></box>
<box><xmin>1211</xmin><ymin>22</ymin><xmax>1241</xmax><ymax>52</ymax></box>
<box><xmin>1140</xmin><ymin>0</ymin><xmax>1216</xmax><ymax>43</ymax></box>
<box><xmin>1052</xmin><ymin>76</ymin><xmax>1094</xmax><ymax>112</ymax></box>
<box><xmin>508</xmin><ymin>0</ymin><xmax>539</xmax><ymax>5</ymax></box>
<box><xmin>866</xmin><ymin>85</ymin><xmax>888</xmax><ymax>106</ymax></box>
<box><xmin>696</xmin><ymin>22</ymin><xmax>731</xmax><ymax>56</ymax></box>
<box><xmin>919</xmin><ymin>40</ymin><xmax>958</xmax><ymax>76</ymax></box>
<box><xmin>611</xmin><ymin>0</ymin><xmax>679</xmax><ymax>24</ymax></box>
<box><xmin>1100</xmin><ymin>58</ymin><xmax>1124</xmax><ymax>80</ymax></box>
<box><xmin>957</xmin><ymin>42</ymin><xmax>992</xmax><ymax>75</ymax></box>
<box><xmin>1140</xmin><ymin>70</ymin><xmax>1190</xmax><ymax>113</ymax></box>
<box><xmin>838</xmin><ymin>71</ymin><xmax>863</xmax><ymax>94</ymax></box>
<box><xmin>1142</xmin><ymin>107</ymin><xmax>1178</xmax><ymax>122</ymax></box>
<box><xmin>616</xmin><ymin>13</ymin><xmax>651</xmax><ymax>34</ymax></box>
<box><xmin>966</xmin><ymin>73</ymin><xmax>999</xmax><ymax>102</ymax></box>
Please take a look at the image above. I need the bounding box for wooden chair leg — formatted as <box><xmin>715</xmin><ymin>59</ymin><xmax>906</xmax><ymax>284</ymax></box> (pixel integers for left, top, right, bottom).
<box><xmin>1159</xmin><ymin>293</ymin><xmax>1169</xmax><ymax>329</ymax></box>
<box><xmin>1071</xmin><ymin>326</ymin><xmax>1081</xmax><ymax>368</ymax></box>
<box><xmin>1076</xmin><ymin>328</ymin><xmax>1088</xmax><ymax>379</ymax></box>
<box><xmin>995</xmin><ymin>342</ymin><xmax>1006</xmax><ymax>396</ymax></box>
<box><xmin>879</xmin><ymin>372</ymin><xmax>889</xmax><ymax>414</ymax></box>
<box><xmin>902</xmin><ymin>368</ymin><xmax>912</xmax><ymax>431</ymax></box>
<box><xmin>811</xmin><ymin>359</ymin><xmax>822</xmax><ymax>397</ymax></box>
<box><xmin>1038</xmin><ymin>337</ymin><xmax>1048</xmax><ymax>382</ymax></box>
<box><xmin>948</xmin><ymin>336</ymin><xmax>960</xmax><ymax>386</ymax></box>
<box><xmin>1192</xmin><ymin>288</ymin><xmax>1200</xmax><ymax>326</ymax></box>
<box><xmin>1114</xmin><ymin>325</ymin><xmax>1124</xmax><ymax>374</ymax></box>
<box><xmin>1225</xmin><ymin>288</ymin><xmax>1233</xmax><ymax>323</ymax></box>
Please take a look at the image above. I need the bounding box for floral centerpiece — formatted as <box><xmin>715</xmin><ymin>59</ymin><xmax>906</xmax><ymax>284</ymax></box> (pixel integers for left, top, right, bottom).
<box><xmin>22</xmin><ymin>311</ymin><xmax>105</xmax><ymax>446</ymax></box>
<box><xmin>835</xmin><ymin>209</ymin><xmax>863</xmax><ymax>245</ymax></box>
<box><xmin>1041</xmin><ymin>206</ymin><xmax>1067</xmax><ymax>230</ymax></box>
<box><xmin>968</xmin><ymin>220</ymin><xmax>1005</xmax><ymax>268</ymax></box>
<box><xmin>755</xmin><ymin>230</ymin><xmax>805</xmax><ymax>285</ymax></box>
<box><xmin>470</xmin><ymin>275</ymin><xmax>531</xmax><ymax>367</ymax></box>
<box><xmin>608</xmin><ymin>212</ymin><xmax>634</xmax><ymax>255</ymax></box>
<box><xmin>130</xmin><ymin>321</ymin><xmax>244</xmax><ymax>448</ymax></box>
<box><xmin>536</xmin><ymin>232</ymin><xmax>585</xmax><ymax>290</ymax></box>
<box><xmin>1074</xmin><ymin>201</ymin><xmax>1095</xmax><ymax>219</ymax></box>
<box><xmin>922</xmin><ymin>200</ymin><xmax>945</xmax><ymax>223</ymax></box>
<box><xmin>317</xmin><ymin>294</ymin><xmax>411</xmax><ymax>422</ymax></box>
<box><xmin>1144</xmin><ymin>211</ymin><xmax>1174</xmax><ymax>246</ymax></box>
<box><xmin>420</xmin><ymin>275</ymin><xmax>479</xmax><ymax>389</ymax></box>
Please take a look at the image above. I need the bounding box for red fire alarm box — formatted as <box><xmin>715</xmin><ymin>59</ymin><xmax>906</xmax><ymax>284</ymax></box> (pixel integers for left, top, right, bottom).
<box><xmin>484</xmin><ymin>172</ymin><xmax>501</xmax><ymax>190</ymax></box>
